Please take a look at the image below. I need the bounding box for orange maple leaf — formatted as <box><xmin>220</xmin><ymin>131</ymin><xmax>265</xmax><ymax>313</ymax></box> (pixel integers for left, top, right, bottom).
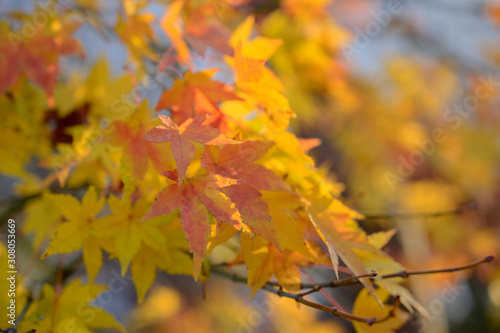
<box><xmin>184</xmin><ymin>3</ymin><xmax>232</xmax><ymax>55</ymax></box>
<box><xmin>107</xmin><ymin>103</ymin><xmax>171</xmax><ymax>179</ymax></box>
<box><xmin>0</xmin><ymin>21</ymin><xmax>82</xmax><ymax>100</ymax></box>
<box><xmin>156</xmin><ymin>69</ymin><xmax>240</xmax><ymax>124</ymax></box>
<box><xmin>161</xmin><ymin>1</ymin><xmax>191</xmax><ymax>66</ymax></box>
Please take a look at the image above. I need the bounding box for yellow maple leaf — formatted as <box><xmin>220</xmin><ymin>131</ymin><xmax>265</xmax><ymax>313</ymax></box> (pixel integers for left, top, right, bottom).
<box><xmin>97</xmin><ymin>196</ymin><xmax>167</xmax><ymax>276</ymax></box>
<box><xmin>18</xmin><ymin>279</ymin><xmax>124</xmax><ymax>333</ymax></box>
<box><xmin>41</xmin><ymin>186</ymin><xmax>107</xmax><ymax>282</ymax></box>
<box><xmin>352</xmin><ymin>288</ymin><xmax>410</xmax><ymax>333</ymax></box>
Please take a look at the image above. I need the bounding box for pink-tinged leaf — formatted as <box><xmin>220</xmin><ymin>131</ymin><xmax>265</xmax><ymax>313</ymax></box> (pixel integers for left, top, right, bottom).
<box><xmin>202</xmin><ymin>141</ymin><xmax>288</xmax><ymax>191</ymax></box>
<box><xmin>147</xmin><ymin>175</ymin><xmax>251</xmax><ymax>277</ymax></box>
<box><xmin>145</xmin><ymin>115</ymin><xmax>239</xmax><ymax>183</ymax></box>
<box><xmin>196</xmin><ymin>185</ymin><xmax>252</xmax><ymax>236</ymax></box>
<box><xmin>181</xmin><ymin>185</ymin><xmax>211</xmax><ymax>278</ymax></box>
<box><xmin>146</xmin><ymin>183</ymin><xmax>183</xmax><ymax>219</ymax></box>
<box><xmin>221</xmin><ymin>184</ymin><xmax>280</xmax><ymax>250</ymax></box>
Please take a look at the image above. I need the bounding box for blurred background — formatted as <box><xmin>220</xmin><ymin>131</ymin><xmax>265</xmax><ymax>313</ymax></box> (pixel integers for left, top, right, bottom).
<box><xmin>1</xmin><ymin>0</ymin><xmax>500</xmax><ymax>332</ymax></box>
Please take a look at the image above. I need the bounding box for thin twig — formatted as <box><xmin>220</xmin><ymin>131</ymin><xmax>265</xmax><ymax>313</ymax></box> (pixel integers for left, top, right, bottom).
<box><xmin>360</xmin><ymin>202</ymin><xmax>477</xmax><ymax>221</ymax></box>
<box><xmin>212</xmin><ymin>255</ymin><xmax>495</xmax><ymax>291</ymax></box>
<box><xmin>267</xmin><ymin>272</ymin><xmax>378</xmax><ymax>289</ymax></box>
<box><xmin>379</xmin><ymin>255</ymin><xmax>495</xmax><ymax>280</ymax></box>
<box><xmin>211</xmin><ymin>256</ymin><xmax>494</xmax><ymax>324</ymax></box>
<box><xmin>217</xmin><ymin>274</ymin><xmax>402</xmax><ymax>325</ymax></box>
<box><xmin>13</xmin><ymin>296</ymin><xmax>33</xmax><ymax>328</ymax></box>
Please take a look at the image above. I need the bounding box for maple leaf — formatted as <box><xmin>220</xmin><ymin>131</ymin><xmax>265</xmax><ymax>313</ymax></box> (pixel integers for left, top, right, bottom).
<box><xmin>130</xmin><ymin>220</ymin><xmax>193</xmax><ymax>302</ymax></box>
<box><xmin>261</xmin><ymin>191</ymin><xmax>312</xmax><ymax>255</ymax></box>
<box><xmin>221</xmin><ymin>184</ymin><xmax>279</xmax><ymax>250</ymax></box>
<box><xmin>161</xmin><ymin>1</ymin><xmax>191</xmax><ymax>66</ymax></box>
<box><xmin>117</xmin><ymin>5</ymin><xmax>158</xmax><ymax>63</ymax></box>
<box><xmin>156</xmin><ymin>69</ymin><xmax>240</xmax><ymax>124</ymax></box>
<box><xmin>193</xmin><ymin>90</ymin><xmax>231</xmax><ymax>133</ymax></box>
<box><xmin>305</xmin><ymin>187</ymin><xmax>381</xmax><ymax>302</ymax></box>
<box><xmin>0</xmin><ymin>20</ymin><xmax>82</xmax><ymax>100</ymax></box>
<box><xmin>239</xmin><ymin>234</ymin><xmax>326</xmax><ymax>296</ymax></box>
<box><xmin>107</xmin><ymin>102</ymin><xmax>175</xmax><ymax>181</ymax></box>
<box><xmin>97</xmin><ymin>196</ymin><xmax>167</xmax><ymax>276</ymax></box>
<box><xmin>144</xmin><ymin>114</ymin><xmax>239</xmax><ymax>183</ymax></box>
<box><xmin>184</xmin><ymin>3</ymin><xmax>232</xmax><ymax>55</ymax></box>
<box><xmin>42</xmin><ymin>186</ymin><xmax>107</xmax><ymax>282</ymax></box>
<box><xmin>17</xmin><ymin>279</ymin><xmax>124</xmax><ymax>333</ymax></box>
<box><xmin>54</xmin><ymin>58</ymin><xmax>133</xmax><ymax>120</ymax></box>
<box><xmin>202</xmin><ymin>140</ymin><xmax>288</xmax><ymax>191</ymax></box>
<box><xmin>240</xmin><ymin>234</ymin><xmax>269</xmax><ymax>294</ymax></box>
<box><xmin>352</xmin><ymin>288</ymin><xmax>409</xmax><ymax>333</ymax></box>
<box><xmin>22</xmin><ymin>192</ymin><xmax>62</xmax><ymax>250</ymax></box>
<box><xmin>147</xmin><ymin>174</ymin><xmax>252</xmax><ymax>278</ymax></box>
<box><xmin>226</xmin><ymin>16</ymin><xmax>295</xmax><ymax>130</ymax></box>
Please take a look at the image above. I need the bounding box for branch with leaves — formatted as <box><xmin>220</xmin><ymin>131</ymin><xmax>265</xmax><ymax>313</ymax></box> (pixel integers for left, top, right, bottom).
<box><xmin>211</xmin><ymin>256</ymin><xmax>494</xmax><ymax>325</ymax></box>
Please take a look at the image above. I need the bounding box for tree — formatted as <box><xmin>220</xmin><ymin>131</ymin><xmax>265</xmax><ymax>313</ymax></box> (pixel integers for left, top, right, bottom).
<box><xmin>0</xmin><ymin>1</ymin><xmax>498</xmax><ymax>333</ymax></box>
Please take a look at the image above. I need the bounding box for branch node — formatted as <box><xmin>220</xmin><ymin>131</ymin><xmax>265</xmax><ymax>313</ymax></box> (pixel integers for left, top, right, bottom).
<box><xmin>366</xmin><ymin>317</ymin><xmax>376</xmax><ymax>326</ymax></box>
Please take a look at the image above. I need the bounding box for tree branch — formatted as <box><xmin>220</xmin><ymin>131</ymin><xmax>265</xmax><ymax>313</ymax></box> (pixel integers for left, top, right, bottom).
<box><xmin>212</xmin><ymin>268</ymin><xmax>401</xmax><ymax>325</ymax></box>
<box><xmin>379</xmin><ymin>255</ymin><xmax>495</xmax><ymax>280</ymax></box>
<box><xmin>211</xmin><ymin>256</ymin><xmax>494</xmax><ymax>325</ymax></box>
<box><xmin>213</xmin><ymin>255</ymin><xmax>494</xmax><ymax>293</ymax></box>
<box><xmin>360</xmin><ymin>202</ymin><xmax>477</xmax><ymax>221</ymax></box>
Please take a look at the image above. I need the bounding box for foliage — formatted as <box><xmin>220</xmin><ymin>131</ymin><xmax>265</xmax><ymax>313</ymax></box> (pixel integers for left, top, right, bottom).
<box><xmin>0</xmin><ymin>1</ymin><xmax>498</xmax><ymax>333</ymax></box>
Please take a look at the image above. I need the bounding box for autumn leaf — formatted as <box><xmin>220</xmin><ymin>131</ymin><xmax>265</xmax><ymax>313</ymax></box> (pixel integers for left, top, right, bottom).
<box><xmin>221</xmin><ymin>183</ymin><xmax>279</xmax><ymax>250</ymax></box>
<box><xmin>107</xmin><ymin>102</ymin><xmax>175</xmax><ymax>182</ymax></box>
<box><xmin>202</xmin><ymin>140</ymin><xmax>288</xmax><ymax>191</ymax></box>
<box><xmin>144</xmin><ymin>114</ymin><xmax>239</xmax><ymax>183</ymax></box>
<box><xmin>240</xmin><ymin>234</ymin><xmax>270</xmax><ymax>295</ymax></box>
<box><xmin>97</xmin><ymin>196</ymin><xmax>167</xmax><ymax>276</ymax></box>
<box><xmin>352</xmin><ymin>288</ymin><xmax>409</xmax><ymax>333</ymax></box>
<box><xmin>42</xmin><ymin>186</ymin><xmax>107</xmax><ymax>282</ymax></box>
<box><xmin>22</xmin><ymin>192</ymin><xmax>62</xmax><ymax>250</ymax></box>
<box><xmin>156</xmin><ymin>69</ymin><xmax>240</xmax><ymax>124</ymax></box>
<box><xmin>184</xmin><ymin>2</ymin><xmax>232</xmax><ymax>55</ymax></box>
<box><xmin>18</xmin><ymin>279</ymin><xmax>123</xmax><ymax>333</ymax></box>
<box><xmin>117</xmin><ymin>4</ymin><xmax>158</xmax><ymax>63</ymax></box>
<box><xmin>239</xmin><ymin>234</ymin><xmax>324</xmax><ymax>296</ymax></box>
<box><xmin>147</xmin><ymin>174</ymin><xmax>252</xmax><ymax>278</ymax></box>
<box><xmin>305</xmin><ymin>187</ymin><xmax>381</xmax><ymax>303</ymax></box>
<box><xmin>161</xmin><ymin>0</ymin><xmax>191</xmax><ymax>66</ymax></box>
<box><xmin>0</xmin><ymin>19</ymin><xmax>82</xmax><ymax>100</ymax></box>
<box><xmin>261</xmin><ymin>191</ymin><xmax>312</xmax><ymax>255</ymax></box>
<box><xmin>226</xmin><ymin>16</ymin><xmax>295</xmax><ymax>130</ymax></box>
